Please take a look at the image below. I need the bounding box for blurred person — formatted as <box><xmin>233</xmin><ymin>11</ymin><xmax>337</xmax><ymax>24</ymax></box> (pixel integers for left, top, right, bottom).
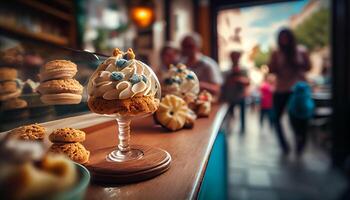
<box><xmin>259</xmin><ymin>74</ymin><xmax>275</xmax><ymax>129</ymax></box>
<box><xmin>181</xmin><ymin>33</ymin><xmax>223</xmax><ymax>97</ymax></box>
<box><xmin>268</xmin><ymin>28</ymin><xmax>311</xmax><ymax>154</ymax></box>
<box><xmin>159</xmin><ymin>42</ymin><xmax>180</xmax><ymax>78</ymax></box>
<box><xmin>287</xmin><ymin>81</ymin><xmax>314</xmax><ymax>156</ymax></box>
<box><xmin>222</xmin><ymin>51</ymin><xmax>250</xmax><ymax>133</ymax></box>
<box><xmin>249</xmin><ymin>86</ymin><xmax>260</xmax><ymax>112</ymax></box>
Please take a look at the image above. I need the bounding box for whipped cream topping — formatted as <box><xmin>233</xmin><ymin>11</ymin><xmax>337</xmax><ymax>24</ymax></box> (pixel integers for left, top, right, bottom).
<box><xmin>88</xmin><ymin>56</ymin><xmax>157</xmax><ymax>100</ymax></box>
<box><xmin>162</xmin><ymin>64</ymin><xmax>199</xmax><ymax>98</ymax></box>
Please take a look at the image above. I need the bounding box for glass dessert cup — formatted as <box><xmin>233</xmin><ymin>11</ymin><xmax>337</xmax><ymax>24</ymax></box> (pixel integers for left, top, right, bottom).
<box><xmin>86</xmin><ymin>49</ymin><xmax>171</xmax><ymax>184</ymax></box>
<box><xmin>88</xmin><ymin>57</ymin><xmax>161</xmax><ymax>163</ymax></box>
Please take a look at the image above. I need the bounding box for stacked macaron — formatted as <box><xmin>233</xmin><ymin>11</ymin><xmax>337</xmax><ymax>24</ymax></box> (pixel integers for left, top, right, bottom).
<box><xmin>49</xmin><ymin>128</ymin><xmax>90</xmax><ymax>164</ymax></box>
<box><xmin>0</xmin><ymin>67</ymin><xmax>27</xmax><ymax>110</ymax></box>
<box><xmin>37</xmin><ymin>60</ymin><xmax>83</xmax><ymax>105</ymax></box>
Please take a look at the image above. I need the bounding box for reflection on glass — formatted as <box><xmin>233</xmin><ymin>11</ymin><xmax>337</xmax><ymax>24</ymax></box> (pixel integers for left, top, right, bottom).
<box><xmin>0</xmin><ymin>36</ymin><xmax>106</xmax><ymax>131</ymax></box>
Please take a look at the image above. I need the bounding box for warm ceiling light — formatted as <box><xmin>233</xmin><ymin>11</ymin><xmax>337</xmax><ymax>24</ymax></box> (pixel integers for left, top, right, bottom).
<box><xmin>131</xmin><ymin>6</ymin><xmax>154</xmax><ymax>28</ymax></box>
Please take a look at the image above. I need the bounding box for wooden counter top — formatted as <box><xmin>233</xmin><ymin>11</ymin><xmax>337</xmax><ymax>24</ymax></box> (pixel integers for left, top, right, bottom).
<box><xmin>83</xmin><ymin>103</ymin><xmax>228</xmax><ymax>200</ymax></box>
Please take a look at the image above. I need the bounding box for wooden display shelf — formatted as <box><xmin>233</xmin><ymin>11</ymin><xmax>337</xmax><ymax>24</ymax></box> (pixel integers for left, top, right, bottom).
<box><xmin>82</xmin><ymin>103</ymin><xmax>228</xmax><ymax>199</ymax></box>
<box><xmin>18</xmin><ymin>0</ymin><xmax>72</xmax><ymax>21</ymax></box>
<box><xmin>0</xmin><ymin>22</ymin><xmax>68</xmax><ymax>46</ymax></box>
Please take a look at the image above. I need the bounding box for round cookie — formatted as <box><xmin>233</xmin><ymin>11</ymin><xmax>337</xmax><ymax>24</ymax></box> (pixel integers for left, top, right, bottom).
<box><xmin>0</xmin><ymin>67</ymin><xmax>18</xmax><ymax>81</ymax></box>
<box><xmin>49</xmin><ymin>143</ymin><xmax>90</xmax><ymax>164</ymax></box>
<box><xmin>88</xmin><ymin>95</ymin><xmax>158</xmax><ymax>115</ymax></box>
<box><xmin>40</xmin><ymin>93</ymin><xmax>82</xmax><ymax>105</ymax></box>
<box><xmin>155</xmin><ymin>94</ymin><xmax>193</xmax><ymax>131</ymax></box>
<box><xmin>39</xmin><ymin>60</ymin><xmax>77</xmax><ymax>82</ymax></box>
<box><xmin>0</xmin><ymin>89</ymin><xmax>21</xmax><ymax>101</ymax></box>
<box><xmin>0</xmin><ymin>81</ymin><xmax>17</xmax><ymax>94</ymax></box>
<box><xmin>1</xmin><ymin>98</ymin><xmax>27</xmax><ymax>111</ymax></box>
<box><xmin>37</xmin><ymin>79</ymin><xmax>83</xmax><ymax>95</ymax></box>
<box><xmin>49</xmin><ymin>128</ymin><xmax>86</xmax><ymax>143</ymax></box>
<box><xmin>8</xmin><ymin>123</ymin><xmax>46</xmax><ymax>140</ymax></box>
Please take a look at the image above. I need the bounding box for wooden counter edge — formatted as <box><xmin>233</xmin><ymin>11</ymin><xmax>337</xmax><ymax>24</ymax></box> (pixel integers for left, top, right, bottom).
<box><xmin>190</xmin><ymin>103</ymin><xmax>229</xmax><ymax>199</ymax></box>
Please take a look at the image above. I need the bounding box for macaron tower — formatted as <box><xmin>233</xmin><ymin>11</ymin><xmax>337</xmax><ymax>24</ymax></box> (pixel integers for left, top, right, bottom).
<box><xmin>87</xmin><ymin>48</ymin><xmax>159</xmax><ymax>115</ymax></box>
<box><xmin>37</xmin><ymin>60</ymin><xmax>83</xmax><ymax>105</ymax></box>
<box><xmin>0</xmin><ymin>67</ymin><xmax>27</xmax><ymax>110</ymax></box>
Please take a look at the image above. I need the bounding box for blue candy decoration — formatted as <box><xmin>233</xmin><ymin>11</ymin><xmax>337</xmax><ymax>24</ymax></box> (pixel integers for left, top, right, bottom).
<box><xmin>176</xmin><ymin>68</ymin><xmax>183</xmax><ymax>73</ymax></box>
<box><xmin>141</xmin><ymin>75</ymin><xmax>148</xmax><ymax>83</ymax></box>
<box><xmin>164</xmin><ymin>78</ymin><xmax>173</xmax><ymax>85</ymax></box>
<box><xmin>129</xmin><ymin>74</ymin><xmax>141</xmax><ymax>84</ymax></box>
<box><xmin>186</xmin><ymin>74</ymin><xmax>195</xmax><ymax>80</ymax></box>
<box><xmin>115</xmin><ymin>59</ymin><xmax>128</xmax><ymax>68</ymax></box>
<box><xmin>110</xmin><ymin>71</ymin><xmax>125</xmax><ymax>81</ymax></box>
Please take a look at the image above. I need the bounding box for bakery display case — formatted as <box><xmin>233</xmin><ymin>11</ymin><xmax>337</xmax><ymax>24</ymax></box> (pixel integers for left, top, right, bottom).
<box><xmin>0</xmin><ymin>35</ymin><xmax>101</xmax><ymax>132</ymax></box>
<box><xmin>0</xmin><ymin>27</ymin><xmax>228</xmax><ymax>200</ymax></box>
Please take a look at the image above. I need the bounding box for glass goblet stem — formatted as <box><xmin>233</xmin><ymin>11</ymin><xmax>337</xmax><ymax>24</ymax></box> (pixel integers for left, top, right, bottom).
<box><xmin>116</xmin><ymin>118</ymin><xmax>131</xmax><ymax>153</ymax></box>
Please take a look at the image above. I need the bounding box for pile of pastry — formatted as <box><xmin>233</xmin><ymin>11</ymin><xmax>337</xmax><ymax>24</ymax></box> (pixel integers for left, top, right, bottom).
<box><xmin>154</xmin><ymin>64</ymin><xmax>213</xmax><ymax>131</ymax></box>
<box><xmin>37</xmin><ymin>60</ymin><xmax>83</xmax><ymax>105</ymax></box>
<box><xmin>7</xmin><ymin>123</ymin><xmax>90</xmax><ymax>164</ymax></box>
<box><xmin>0</xmin><ymin>123</ymin><xmax>91</xmax><ymax>199</ymax></box>
<box><xmin>0</xmin><ymin>67</ymin><xmax>27</xmax><ymax>111</ymax></box>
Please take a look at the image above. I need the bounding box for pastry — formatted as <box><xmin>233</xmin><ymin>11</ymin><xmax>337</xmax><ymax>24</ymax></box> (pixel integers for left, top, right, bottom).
<box><xmin>0</xmin><ymin>45</ymin><xmax>24</xmax><ymax>65</ymax></box>
<box><xmin>40</xmin><ymin>93</ymin><xmax>82</xmax><ymax>105</ymax></box>
<box><xmin>37</xmin><ymin>79</ymin><xmax>83</xmax><ymax>105</ymax></box>
<box><xmin>1</xmin><ymin>98</ymin><xmax>27</xmax><ymax>111</ymax></box>
<box><xmin>49</xmin><ymin>128</ymin><xmax>86</xmax><ymax>143</ymax></box>
<box><xmin>162</xmin><ymin>64</ymin><xmax>199</xmax><ymax>104</ymax></box>
<box><xmin>38</xmin><ymin>60</ymin><xmax>83</xmax><ymax>105</ymax></box>
<box><xmin>196</xmin><ymin>102</ymin><xmax>211</xmax><ymax>117</ymax></box>
<box><xmin>0</xmin><ymin>81</ymin><xmax>17</xmax><ymax>94</ymax></box>
<box><xmin>39</xmin><ymin>60</ymin><xmax>77</xmax><ymax>82</ymax></box>
<box><xmin>195</xmin><ymin>90</ymin><xmax>213</xmax><ymax>117</ymax></box>
<box><xmin>8</xmin><ymin>123</ymin><xmax>46</xmax><ymax>141</ymax></box>
<box><xmin>87</xmin><ymin>48</ymin><xmax>159</xmax><ymax>115</ymax></box>
<box><xmin>0</xmin><ymin>68</ymin><xmax>22</xmax><ymax>101</ymax></box>
<box><xmin>0</xmin><ymin>89</ymin><xmax>21</xmax><ymax>101</ymax></box>
<box><xmin>155</xmin><ymin>94</ymin><xmax>195</xmax><ymax>131</ymax></box>
<box><xmin>1</xmin><ymin>153</ymin><xmax>77</xmax><ymax>200</ymax></box>
<box><xmin>88</xmin><ymin>95</ymin><xmax>158</xmax><ymax>115</ymax></box>
<box><xmin>0</xmin><ymin>67</ymin><xmax>18</xmax><ymax>81</ymax></box>
<box><xmin>184</xmin><ymin>109</ymin><xmax>197</xmax><ymax>129</ymax></box>
<box><xmin>37</xmin><ymin>79</ymin><xmax>83</xmax><ymax>94</ymax></box>
<box><xmin>49</xmin><ymin>143</ymin><xmax>90</xmax><ymax>164</ymax></box>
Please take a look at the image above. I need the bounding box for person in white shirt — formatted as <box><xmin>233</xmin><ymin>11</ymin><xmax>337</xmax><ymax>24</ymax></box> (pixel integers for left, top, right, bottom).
<box><xmin>180</xmin><ymin>33</ymin><xmax>223</xmax><ymax>98</ymax></box>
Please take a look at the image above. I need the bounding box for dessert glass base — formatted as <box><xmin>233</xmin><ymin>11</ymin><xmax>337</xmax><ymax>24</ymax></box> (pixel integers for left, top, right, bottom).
<box><xmin>107</xmin><ymin>149</ymin><xmax>143</xmax><ymax>162</ymax></box>
<box><xmin>86</xmin><ymin>144</ymin><xmax>171</xmax><ymax>184</ymax></box>
<box><xmin>105</xmin><ymin>115</ymin><xmax>145</xmax><ymax>162</ymax></box>
<box><xmin>85</xmin><ymin>113</ymin><xmax>171</xmax><ymax>184</ymax></box>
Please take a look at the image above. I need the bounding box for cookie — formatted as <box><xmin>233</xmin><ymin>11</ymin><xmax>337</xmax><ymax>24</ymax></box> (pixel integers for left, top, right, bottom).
<box><xmin>0</xmin><ymin>67</ymin><xmax>18</xmax><ymax>81</ymax></box>
<box><xmin>0</xmin><ymin>89</ymin><xmax>21</xmax><ymax>101</ymax></box>
<box><xmin>8</xmin><ymin>123</ymin><xmax>46</xmax><ymax>140</ymax></box>
<box><xmin>1</xmin><ymin>98</ymin><xmax>27</xmax><ymax>111</ymax></box>
<box><xmin>40</xmin><ymin>93</ymin><xmax>82</xmax><ymax>105</ymax></box>
<box><xmin>0</xmin><ymin>81</ymin><xmax>17</xmax><ymax>94</ymax></box>
<box><xmin>88</xmin><ymin>95</ymin><xmax>159</xmax><ymax>115</ymax></box>
<box><xmin>49</xmin><ymin>128</ymin><xmax>86</xmax><ymax>143</ymax></box>
<box><xmin>49</xmin><ymin>143</ymin><xmax>90</xmax><ymax>164</ymax></box>
<box><xmin>39</xmin><ymin>60</ymin><xmax>77</xmax><ymax>82</ymax></box>
<box><xmin>37</xmin><ymin>79</ymin><xmax>83</xmax><ymax>95</ymax></box>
